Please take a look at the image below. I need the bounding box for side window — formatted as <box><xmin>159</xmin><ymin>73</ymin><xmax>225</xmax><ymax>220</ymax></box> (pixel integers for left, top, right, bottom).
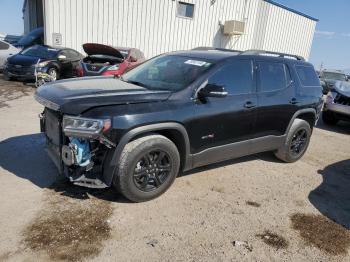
<box><xmin>207</xmin><ymin>60</ymin><xmax>254</xmax><ymax>95</ymax></box>
<box><xmin>59</xmin><ymin>50</ymin><xmax>68</xmax><ymax>58</ymax></box>
<box><xmin>258</xmin><ymin>62</ymin><xmax>290</xmax><ymax>92</ymax></box>
<box><xmin>68</xmin><ymin>50</ymin><xmax>80</xmax><ymax>60</ymax></box>
<box><xmin>0</xmin><ymin>41</ymin><xmax>9</xmax><ymax>50</ymax></box>
<box><xmin>295</xmin><ymin>65</ymin><xmax>320</xmax><ymax>86</ymax></box>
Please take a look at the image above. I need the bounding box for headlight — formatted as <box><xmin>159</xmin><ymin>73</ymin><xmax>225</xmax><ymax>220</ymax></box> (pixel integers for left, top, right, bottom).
<box><xmin>106</xmin><ymin>65</ymin><xmax>119</xmax><ymax>71</ymax></box>
<box><xmin>63</xmin><ymin>116</ymin><xmax>111</xmax><ymax>137</ymax></box>
<box><xmin>37</xmin><ymin>61</ymin><xmax>49</xmax><ymax>67</ymax></box>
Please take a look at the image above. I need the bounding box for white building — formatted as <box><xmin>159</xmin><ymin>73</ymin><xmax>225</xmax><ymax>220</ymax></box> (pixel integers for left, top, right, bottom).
<box><xmin>23</xmin><ymin>0</ymin><xmax>318</xmax><ymax>60</ymax></box>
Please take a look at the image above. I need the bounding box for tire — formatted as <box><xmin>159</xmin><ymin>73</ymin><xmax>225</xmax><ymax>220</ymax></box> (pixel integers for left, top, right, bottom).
<box><xmin>322</xmin><ymin>111</ymin><xmax>338</xmax><ymax>125</ymax></box>
<box><xmin>47</xmin><ymin>67</ymin><xmax>59</xmax><ymax>81</ymax></box>
<box><xmin>3</xmin><ymin>73</ymin><xmax>13</xmax><ymax>81</ymax></box>
<box><xmin>114</xmin><ymin>135</ymin><xmax>180</xmax><ymax>202</ymax></box>
<box><xmin>274</xmin><ymin>119</ymin><xmax>312</xmax><ymax>163</ymax></box>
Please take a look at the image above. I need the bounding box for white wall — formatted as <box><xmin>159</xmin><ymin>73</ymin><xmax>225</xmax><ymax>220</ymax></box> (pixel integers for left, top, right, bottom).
<box><xmin>42</xmin><ymin>0</ymin><xmax>316</xmax><ymax>60</ymax></box>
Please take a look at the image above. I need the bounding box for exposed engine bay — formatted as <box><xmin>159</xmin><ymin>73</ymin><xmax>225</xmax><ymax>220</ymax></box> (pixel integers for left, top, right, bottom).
<box><xmin>82</xmin><ymin>54</ymin><xmax>123</xmax><ymax>66</ymax></box>
<box><xmin>41</xmin><ymin>108</ymin><xmax>115</xmax><ymax>188</ymax></box>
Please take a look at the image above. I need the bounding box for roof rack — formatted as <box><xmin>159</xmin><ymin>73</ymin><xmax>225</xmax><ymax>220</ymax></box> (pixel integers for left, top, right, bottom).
<box><xmin>241</xmin><ymin>49</ymin><xmax>305</xmax><ymax>61</ymax></box>
<box><xmin>192</xmin><ymin>46</ymin><xmax>240</xmax><ymax>53</ymax></box>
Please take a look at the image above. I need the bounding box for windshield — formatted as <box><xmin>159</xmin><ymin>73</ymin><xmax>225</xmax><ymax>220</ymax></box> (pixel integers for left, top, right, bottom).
<box><xmin>323</xmin><ymin>72</ymin><xmax>346</xmax><ymax>81</ymax></box>
<box><xmin>21</xmin><ymin>45</ymin><xmax>59</xmax><ymax>59</ymax></box>
<box><xmin>122</xmin><ymin>55</ymin><xmax>213</xmax><ymax>91</ymax></box>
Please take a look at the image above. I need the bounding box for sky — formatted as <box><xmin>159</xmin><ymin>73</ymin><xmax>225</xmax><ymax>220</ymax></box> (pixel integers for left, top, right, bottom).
<box><xmin>277</xmin><ymin>0</ymin><xmax>350</xmax><ymax>71</ymax></box>
<box><xmin>0</xmin><ymin>0</ymin><xmax>349</xmax><ymax>71</ymax></box>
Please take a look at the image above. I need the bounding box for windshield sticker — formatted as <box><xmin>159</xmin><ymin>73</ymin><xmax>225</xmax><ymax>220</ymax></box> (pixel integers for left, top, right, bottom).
<box><xmin>184</xmin><ymin>60</ymin><xmax>210</xmax><ymax>67</ymax></box>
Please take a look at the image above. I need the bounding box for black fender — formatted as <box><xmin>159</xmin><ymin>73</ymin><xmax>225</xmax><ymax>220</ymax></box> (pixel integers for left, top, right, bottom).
<box><xmin>103</xmin><ymin>122</ymin><xmax>191</xmax><ymax>186</ymax></box>
<box><xmin>284</xmin><ymin>108</ymin><xmax>317</xmax><ymax>135</ymax></box>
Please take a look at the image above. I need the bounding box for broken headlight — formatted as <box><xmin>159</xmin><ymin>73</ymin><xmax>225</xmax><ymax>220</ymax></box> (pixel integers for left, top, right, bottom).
<box><xmin>63</xmin><ymin>115</ymin><xmax>111</xmax><ymax>137</ymax></box>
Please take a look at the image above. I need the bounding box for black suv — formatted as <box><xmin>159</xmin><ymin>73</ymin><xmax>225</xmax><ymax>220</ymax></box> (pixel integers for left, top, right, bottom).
<box><xmin>35</xmin><ymin>49</ymin><xmax>323</xmax><ymax>202</ymax></box>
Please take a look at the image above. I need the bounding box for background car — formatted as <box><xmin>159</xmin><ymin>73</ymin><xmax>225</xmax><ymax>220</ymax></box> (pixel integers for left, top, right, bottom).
<box><xmin>4</xmin><ymin>45</ymin><xmax>84</xmax><ymax>81</ymax></box>
<box><xmin>319</xmin><ymin>70</ymin><xmax>348</xmax><ymax>94</ymax></box>
<box><xmin>322</xmin><ymin>80</ymin><xmax>350</xmax><ymax>125</ymax></box>
<box><xmin>77</xmin><ymin>43</ymin><xmax>145</xmax><ymax>77</ymax></box>
<box><xmin>0</xmin><ymin>40</ymin><xmax>19</xmax><ymax>71</ymax></box>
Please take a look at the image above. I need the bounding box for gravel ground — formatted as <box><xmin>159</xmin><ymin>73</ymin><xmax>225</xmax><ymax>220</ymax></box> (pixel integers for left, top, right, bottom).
<box><xmin>0</xmin><ymin>75</ymin><xmax>349</xmax><ymax>262</ymax></box>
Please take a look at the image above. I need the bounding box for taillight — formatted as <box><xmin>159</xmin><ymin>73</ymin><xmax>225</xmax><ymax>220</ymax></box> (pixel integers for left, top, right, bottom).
<box><xmin>76</xmin><ymin>63</ymin><xmax>84</xmax><ymax>77</ymax></box>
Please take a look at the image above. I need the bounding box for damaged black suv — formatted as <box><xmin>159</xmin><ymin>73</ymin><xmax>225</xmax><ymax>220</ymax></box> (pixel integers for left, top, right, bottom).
<box><xmin>35</xmin><ymin>49</ymin><xmax>323</xmax><ymax>202</ymax></box>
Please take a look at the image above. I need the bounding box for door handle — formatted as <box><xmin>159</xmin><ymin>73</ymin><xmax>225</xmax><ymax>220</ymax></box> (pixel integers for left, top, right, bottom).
<box><xmin>244</xmin><ymin>101</ymin><xmax>256</xmax><ymax>109</ymax></box>
<box><xmin>289</xmin><ymin>98</ymin><xmax>299</xmax><ymax>105</ymax></box>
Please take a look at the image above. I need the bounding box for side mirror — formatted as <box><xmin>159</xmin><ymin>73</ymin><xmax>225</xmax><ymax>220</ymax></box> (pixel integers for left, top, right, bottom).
<box><xmin>198</xmin><ymin>84</ymin><xmax>228</xmax><ymax>98</ymax></box>
<box><xmin>129</xmin><ymin>56</ymin><xmax>137</xmax><ymax>63</ymax></box>
<box><xmin>57</xmin><ymin>55</ymin><xmax>67</xmax><ymax>61</ymax></box>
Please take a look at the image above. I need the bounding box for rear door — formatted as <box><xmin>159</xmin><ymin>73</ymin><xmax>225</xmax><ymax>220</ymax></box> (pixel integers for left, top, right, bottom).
<box><xmin>189</xmin><ymin>59</ymin><xmax>257</xmax><ymax>154</ymax></box>
<box><xmin>254</xmin><ymin>60</ymin><xmax>297</xmax><ymax>137</ymax></box>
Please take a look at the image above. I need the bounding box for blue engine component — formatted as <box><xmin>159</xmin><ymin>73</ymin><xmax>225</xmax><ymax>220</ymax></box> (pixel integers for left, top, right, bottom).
<box><xmin>69</xmin><ymin>138</ymin><xmax>91</xmax><ymax>167</ymax></box>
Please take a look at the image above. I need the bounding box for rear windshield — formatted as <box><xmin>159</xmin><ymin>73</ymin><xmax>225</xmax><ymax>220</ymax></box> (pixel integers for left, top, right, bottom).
<box><xmin>296</xmin><ymin>65</ymin><xmax>320</xmax><ymax>86</ymax></box>
<box><xmin>21</xmin><ymin>45</ymin><xmax>59</xmax><ymax>59</ymax></box>
<box><xmin>122</xmin><ymin>55</ymin><xmax>214</xmax><ymax>91</ymax></box>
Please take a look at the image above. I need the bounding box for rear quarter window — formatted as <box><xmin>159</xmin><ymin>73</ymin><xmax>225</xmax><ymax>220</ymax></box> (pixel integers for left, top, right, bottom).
<box><xmin>295</xmin><ymin>65</ymin><xmax>320</xmax><ymax>87</ymax></box>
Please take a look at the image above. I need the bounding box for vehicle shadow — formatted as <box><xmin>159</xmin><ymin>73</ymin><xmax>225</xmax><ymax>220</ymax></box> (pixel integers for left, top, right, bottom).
<box><xmin>0</xmin><ymin>133</ymin><xmax>127</xmax><ymax>202</ymax></box>
<box><xmin>0</xmin><ymin>133</ymin><xmax>58</xmax><ymax>187</ymax></box>
<box><xmin>309</xmin><ymin>159</ymin><xmax>350</xmax><ymax>229</ymax></box>
<box><xmin>316</xmin><ymin>117</ymin><xmax>350</xmax><ymax>135</ymax></box>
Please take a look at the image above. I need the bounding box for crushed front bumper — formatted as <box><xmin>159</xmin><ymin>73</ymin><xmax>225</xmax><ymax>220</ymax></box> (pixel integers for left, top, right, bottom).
<box><xmin>41</xmin><ymin>108</ymin><xmax>113</xmax><ymax>188</ymax></box>
<box><xmin>324</xmin><ymin>102</ymin><xmax>350</xmax><ymax>116</ymax></box>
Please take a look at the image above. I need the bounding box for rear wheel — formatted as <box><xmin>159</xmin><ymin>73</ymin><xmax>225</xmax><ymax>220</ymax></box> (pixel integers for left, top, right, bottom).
<box><xmin>322</xmin><ymin>111</ymin><xmax>338</xmax><ymax>125</ymax></box>
<box><xmin>275</xmin><ymin>119</ymin><xmax>311</xmax><ymax>163</ymax></box>
<box><xmin>114</xmin><ymin>135</ymin><xmax>180</xmax><ymax>202</ymax></box>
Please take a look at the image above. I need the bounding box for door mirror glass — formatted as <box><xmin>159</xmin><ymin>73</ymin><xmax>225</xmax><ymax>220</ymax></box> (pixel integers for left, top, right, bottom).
<box><xmin>57</xmin><ymin>55</ymin><xmax>67</xmax><ymax>61</ymax></box>
<box><xmin>199</xmin><ymin>84</ymin><xmax>228</xmax><ymax>98</ymax></box>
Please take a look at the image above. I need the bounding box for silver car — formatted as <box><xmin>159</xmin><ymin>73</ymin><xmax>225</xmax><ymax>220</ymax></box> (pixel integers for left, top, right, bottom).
<box><xmin>322</xmin><ymin>81</ymin><xmax>350</xmax><ymax>125</ymax></box>
<box><xmin>0</xmin><ymin>40</ymin><xmax>19</xmax><ymax>71</ymax></box>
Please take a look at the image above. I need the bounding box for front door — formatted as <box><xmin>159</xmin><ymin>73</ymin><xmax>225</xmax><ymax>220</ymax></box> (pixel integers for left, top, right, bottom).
<box><xmin>189</xmin><ymin>59</ymin><xmax>257</xmax><ymax>155</ymax></box>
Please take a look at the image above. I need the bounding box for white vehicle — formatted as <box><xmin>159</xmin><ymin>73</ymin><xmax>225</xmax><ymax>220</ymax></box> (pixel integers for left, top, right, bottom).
<box><xmin>0</xmin><ymin>40</ymin><xmax>19</xmax><ymax>70</ymax></box>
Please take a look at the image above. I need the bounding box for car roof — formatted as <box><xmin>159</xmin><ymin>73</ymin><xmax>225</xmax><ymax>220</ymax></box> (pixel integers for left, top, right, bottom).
<box><xmin>169</xmin><ymin>50</ymin><xmax>240</xmax><ymax>61</ymax></box>
<box><xmin>169</xmin><ymin>49</ymin><xmax>312</xmax><ymax>66</ymax></box>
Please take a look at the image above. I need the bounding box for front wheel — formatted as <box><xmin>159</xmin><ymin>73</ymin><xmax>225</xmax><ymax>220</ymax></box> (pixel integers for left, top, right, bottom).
<box><xmin>47</xmin><ymin>67</ymin><xmax>59</xmax><ymax>81</ymax></box>
<box><xmin>274</xmin><ymin>119</ymin><xmax>312</xmax><ymax>163</ymax></box>
<box><xmin>114</xmin><ymin>135</ymin><xmax>180</xmax><ymax>202</ymax></box>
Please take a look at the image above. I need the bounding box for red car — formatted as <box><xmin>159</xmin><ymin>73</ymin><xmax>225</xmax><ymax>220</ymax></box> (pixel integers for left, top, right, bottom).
<box><xmin>77</xmin><ymin>43</ymin><xmax>145</xmax><ymax>77</ymax></box>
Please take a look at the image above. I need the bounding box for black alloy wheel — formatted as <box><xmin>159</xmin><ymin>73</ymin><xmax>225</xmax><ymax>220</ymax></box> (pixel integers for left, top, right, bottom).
<box><xmin>133</xmin><ymin>150</ymin><xmax>172</xmax><ymax>192</ymax></box>
<box><xmin>289</xmin><ymin>128</ymin><xmax>308</xmax><ymax>157</ymax></box>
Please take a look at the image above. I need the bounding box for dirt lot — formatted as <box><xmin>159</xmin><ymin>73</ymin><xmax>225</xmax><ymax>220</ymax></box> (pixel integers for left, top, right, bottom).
<box><xmin>0</xmin><ymin>75</ymin><xmax>349</xmax><ymax>262</ymax></box>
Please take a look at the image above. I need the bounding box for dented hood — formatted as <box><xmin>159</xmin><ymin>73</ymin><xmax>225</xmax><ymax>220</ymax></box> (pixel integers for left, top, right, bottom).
<box><xmin>35</xmin><ymin>76</ymin><xmax>171</xmax><ymax>115</ymax></box>
<box><xmin>82</xmin><ymin>43</ymin><xmax>124</xmax><ymax>59</ymax></box>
